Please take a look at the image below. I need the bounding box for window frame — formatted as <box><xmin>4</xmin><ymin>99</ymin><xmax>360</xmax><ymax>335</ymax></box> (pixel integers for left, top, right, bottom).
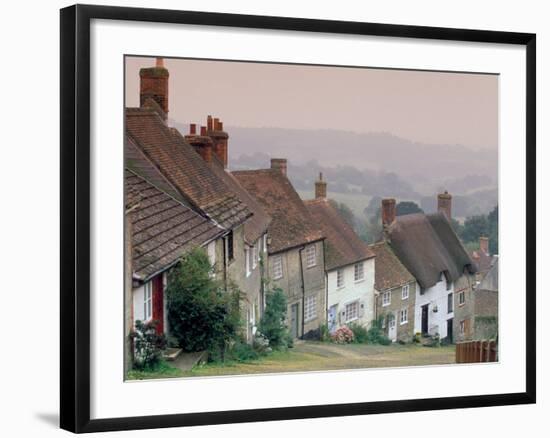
<box><xmin>354</xmin><ymin>262</ymin><xmax>365</xmax><ymax>282</ymax></box>
<box><xmin>458</xmin><ymin>290</ymin><xmax>465</xmax><ymax>306</ymax></box>
<box><xmin>305</xmin><ymin>244</ymin><xmax>316</xmax><ymax>268</ymax></box>
<box><xmin>336</xmin><ymin>269</ymin><xmax>345</xmax><ymax>288</ymax></box>
<box><xmin>304</xmin><ymin>295</ymin><xmax>317</xmax><ymax>322</ymax></box>
<box><xmin>344</xmin><ymin>300</ymin><xmax>360</xmax><ymax>323</ymax></box>
<box><xmin>382</xmin><ymin>290</ymin><xmax>391</xmax><ymax>307</ymax></box>
<box><xmin>399</xmin><ymin>308</ymin><xmax>408</xmax><ymax>325</ymax></box>
<box><xmin>272</xmin><ymin>254</ymin><xmax>283</xmax><ymax>280</ymax></box>
<box><xmin>401</xmin><ymin>284</ymin><xmax>409</xmax><ymax>300</ymax></box>
<box><xmin>143</xmin><ymin>281</ymin><xmax>153</xmax><ymax>323</ymax></box>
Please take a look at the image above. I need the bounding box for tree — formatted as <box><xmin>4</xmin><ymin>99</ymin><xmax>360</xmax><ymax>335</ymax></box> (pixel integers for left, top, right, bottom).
<box><xmin>487</xmin><ymin>205</ymin><xmax>499</xmax><ymax>254</ymax></box>
<box><xmin>329</xmin><ymin>199</ymin><xmax>356</xmax><ymax>228</ymax></box>
<box><xmin>396</xmin><ymin>201</ymin><xmax>423</xmax><ymax>216</ymax></box>
<box><xmin>364</xmin><ymin>196</ymin><xmax>382</xmax><ymax>216</ymax></box>
<box><xmin>460</xmin><ymin>215</ymin><xmax>489</xmax><ymax>244</ymax></box>
<box><xmin>258</xmin><ymin>287</ymin><xmax>291</xmax><ymax>349</ymax></box>
<box><xmin>166</xmin><ymin>248</ymin><xmax>242</xmax><ymax>358</ymax></box>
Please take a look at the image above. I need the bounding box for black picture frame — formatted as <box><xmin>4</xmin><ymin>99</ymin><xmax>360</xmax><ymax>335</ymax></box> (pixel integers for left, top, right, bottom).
<box><xmin>60</xmin><ymin>4</ymin><xmax>536</xmax><ymax>433</ymax></box>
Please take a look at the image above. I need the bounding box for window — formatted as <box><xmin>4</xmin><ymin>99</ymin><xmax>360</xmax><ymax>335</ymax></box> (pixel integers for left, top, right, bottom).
<box><xmin>400</xmin><ymin>308</ymin><xmax>408</xmax><ymax>324</ymax></box>
<box><xmin>272</xmin><ymin>255</ymin><xmax>283</xmax><ymax>280</ymax></box>
<box><xmin>143</xmin><ymin>282</ymin><xmax>153</xmax><ymax>322</ymax></box>
<box><xmin>401</xmin><ymin>284</ymin><xmax>409</xmax><ymax>300</ymax></box>
<box><xmin>227</xmin><ymin>231</ymin><xmax>234</xmax><ymax>261</ymax></box>
<box><xmin>458</xmin><ymin>290</ymin><xmax>465</xmax><ymax>306</ymax></box>
<box><xmin>336</xmin><ymin>269</ymin><xmax>345</xmax><ymax>288</ymax></box>
<box><xmin>305</xmin><ymin>244</ymin><xmax>316</xmax><ymax>268</ymax></box>
<box><xmin>345</xmin><ymin>300</ymin><xmax>359</xmax><ymax>322</ymax></box>
<box><xmin>304</xmin><ymin>295</ymin><xmax>317</xmax><ymax>322</ymax></box>
<box><xmin>448</xmin><ymin>292</ymin><xmax>453</xmax><ymax>313</ymax></box>
<box><xmin>263</xmin><ymin>234</ymin><xmax>268</xmax><ymax>253</ymax></box>
<box><xmin>382</xmin><ymin>291</ymin><xmax>391</xmax><ymax>306</ymax></box>
<box><xmin>245</xmin><ymin>247</ymin><xmax>251</xmax><ymax>277</ymax></box>
<box><xmin>354</xmin><ymin>262</ymin><xmax>364</xmax><ymax>282</ymax></box>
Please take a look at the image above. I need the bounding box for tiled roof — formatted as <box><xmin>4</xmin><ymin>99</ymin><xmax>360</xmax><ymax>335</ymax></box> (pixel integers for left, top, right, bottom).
<box><xmin>304</xmin><ymin>198</ymin><xmax>374</xmax><ymax>271</ymax></box>
<box><xmin>386</xmin><ymin>212</ymin><xmax>477</xmax><ymax>289</ymax></box>
<box><xmin>125</xmin><ymin>142</ymin><xmax>223</xmax><ymax>281</ymax></box>
<box><xmin>369</xmin><ymin>241</ymin><xmax>415</xmax><ymax>291</ymax></box>
<box><xmin>233</xmin><ymin>169</ymin><xmax>323</xmax><ymax>253</ymax></box>
<box><xmin>470</xmin><ymin>249</ymin><xmax>494</xmax><ymax>273</ymax></box>
<box><xmin>126</xmin><ymin>107</ymin><xmax>251</xmax><ymax>230</ymax></box>
<box><xmin>206</xmin><ymin>158</ymin><xmax>271</xmax><ymax>244</ymax></box>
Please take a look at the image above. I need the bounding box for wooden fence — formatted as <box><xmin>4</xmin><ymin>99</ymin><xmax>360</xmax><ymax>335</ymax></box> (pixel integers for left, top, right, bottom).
<box><xmin>456</xmin><ymin>340</ymin><xmax>498</xmax><ymax>363</ymax></box>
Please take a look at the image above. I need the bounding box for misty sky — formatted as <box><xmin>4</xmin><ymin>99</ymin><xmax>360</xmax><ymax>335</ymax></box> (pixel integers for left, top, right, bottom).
<box><xmin>125</xmin><ymin>56</ymin><xmax>498</xmax><ymax>150</ymax></box>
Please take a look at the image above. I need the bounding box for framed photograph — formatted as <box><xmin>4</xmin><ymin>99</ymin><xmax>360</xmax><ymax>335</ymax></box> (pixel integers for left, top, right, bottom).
<box><xmin>60</xmin><ymin>4</ymin><xmax>536</xmax><ymax>433</ymax></box>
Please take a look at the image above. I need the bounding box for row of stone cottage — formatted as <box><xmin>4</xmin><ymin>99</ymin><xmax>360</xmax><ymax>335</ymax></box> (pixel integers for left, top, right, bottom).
<box><xmin>124</xmin><ymin>59</ymin><xmax>498</xmax><ymax>368</ymax></box>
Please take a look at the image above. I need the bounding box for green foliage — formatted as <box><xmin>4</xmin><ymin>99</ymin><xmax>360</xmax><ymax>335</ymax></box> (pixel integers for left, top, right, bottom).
<box><xmin>258</xmin><ymin>287</ymin><xmax>292</xmax><ymax>350</ymax></box>
<box><xmin>396</xmin><ymin>201</ymin><xmax>423</xmax><ymax>216</ymax></box>
<box><xmin>229</xmin><ymin>341</ymin><xmax>260</xmax><ymax>362</ymax></box>
<box><xmin>458</xmin><ymin>205</ymin><xmax>498</xmax><ymax>254</ymax></box>
<box><xmin>166</xmin><ymin>248</ymin><xmax>242</xmax><ymax>359</ymax></box>
<box><xmin>329</xmin><ymin>199</ymin><xmax>356</xmax><ymax>228</ymax></box>
<box><xmin>319</xmin><ymin>323</ymin><xmax>330</xmax><ymax>342</ymax></box>
<box><xmin>130</xmin><ymin>320</ymin><xmax>167</xmax><ymax>371</ymax></box>
<box><xmin>349</xmin><ymin>322</ymin><xmax>369</xmax><ymax>344</ymax></box>
<box><xmin>366</xmin><ymin>316</ymin><xmax>392</xmax><ymax>345</ymax></box>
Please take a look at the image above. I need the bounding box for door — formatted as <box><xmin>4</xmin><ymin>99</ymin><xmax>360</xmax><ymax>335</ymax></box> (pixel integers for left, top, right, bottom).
<box><xmin>290</xmin><ymin>303</ymin><xmax>299</xmax><ymax>338</ymax></box>
<box><xmin>328</xmin><ymin>305</ymin><xmax>338</xmax><ymax>334</ymax></box>
<box><xmin>152</xmin><ymin>275</ymin><xmax>164</xmax><ymax>335</ymax></box>
<box><xmin>447</xmin><ymin>318</ymin><xmax>453</xmax><ymax>343</ymax></box>
<box><xmin>421</xmin><ymin>304</ymin><xmax>429</xmax><ymax>335</ymax></box>
<box><xmin>388</xmin><ymin>313</ymin><xmax>397</xmax><ymax>342</ymax></box>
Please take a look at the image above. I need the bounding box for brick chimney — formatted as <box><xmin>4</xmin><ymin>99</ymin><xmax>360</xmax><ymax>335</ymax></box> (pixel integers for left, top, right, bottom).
<box><xmin>185</xmin><ymin>125</ymin><xmax>213</xmax><ymax>163</ymax></box>
<box><xmin>437</xmin><ymin>191</ymin><xmax>452</xmax><ymax>220</ymax></box>
<box><xmin>315</xmin><ymin>172</ymin><xmax>327</xmax><ymax>199</ymax></box>
<box><xmin>271</xmin><ymin>158</ymin><xmax>287</xmax><ymax>176</ymax></box>
<box><xmin>206</xmin><ymin>116</ymin><xmax>229</xmax><ymax>168</ymax></box>
<box><xmin>382</xmin><ymin>198</ymin><xmax>396</xmax><ymax>227</ymax></box>
<box><xmin>479</xmin><ymin>236</ymin><xmax>489</xmax><ymax>255</ymax></box>
<box><xmin>139</xmin><ymin>57</ymin><xmax>169</xmax><ymax>119</ymax></box>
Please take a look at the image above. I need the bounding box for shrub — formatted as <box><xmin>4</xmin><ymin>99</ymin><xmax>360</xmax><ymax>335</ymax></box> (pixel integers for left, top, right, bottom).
<box><xmin>366</xmin><ymin>317</ymin><xmax>392</xmax><ymax>345</ymax></box>
<box><xmin>331</xmin><ymin>326</ymin><xmax>354</xmax><ymax>344</ymax></box>
<box><xmin>166</xmin><ymin>248</ymin><xmax>242</xmax><ymax>359</ymax></box>
<box><xmin>130</xmin><ymin>320</ymin><xmax>167</xmax><ymax>370</ymax></box>
<box><xmin>229</xmin><ymin>341</ymin><xmax>260</xmax><ymax>362</ymax></box>
<box><xmin>349</xmin><ymin>322</ymin><xmax>368</xmax><ymax>344</ymax></box>
<box><xmin>258</xmin><ymin>287</ymin><xmax>292</xmax><ymax>350</ymax></box>
<box><xmin>319</xmin><ymin>323</ymin><xmax>330</xmax><ymax>342</ymax></box>
<box><xmin>253</xmin><ymin>332</ymin><xmax>272</xmax><ymax>354</ymax></box>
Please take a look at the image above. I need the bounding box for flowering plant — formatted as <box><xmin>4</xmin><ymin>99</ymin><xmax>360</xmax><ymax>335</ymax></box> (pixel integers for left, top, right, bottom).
<box><xmin>331</xmin><ymin>325</ymin><xmax>354</xmax><ymax>344</ymax></box>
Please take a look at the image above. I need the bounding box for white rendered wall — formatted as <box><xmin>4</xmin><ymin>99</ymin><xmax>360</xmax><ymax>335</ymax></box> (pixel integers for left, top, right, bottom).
<box><xmin>414</xmin><ymin>277</ymin><xmax>454</xmax><ymax>338</ymax></box>
<box><xmin>132</xmin><ymin>283</ymin><xmax>146</xmax><ymax>324</ymax></box>
<box><xmin>327</xmin><ymin>258</ymin><xmax>375</xmax><ymax>328</ymax></box>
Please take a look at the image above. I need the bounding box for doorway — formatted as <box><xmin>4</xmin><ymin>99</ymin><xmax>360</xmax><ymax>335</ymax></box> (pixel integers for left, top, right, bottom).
<box><xmin>447</xmin><ymin>318</ymin><xmax>453</xmax><ymax>343</ymax></box>
<box><xmin>421</xmin><ymin>304</ymin><xmax>429</xmax><ymax>335</ymax></box>
<box><xmin>388</xmin><ymin>313</ymin><xmax>397</xmax><ymax>342</ymax></box>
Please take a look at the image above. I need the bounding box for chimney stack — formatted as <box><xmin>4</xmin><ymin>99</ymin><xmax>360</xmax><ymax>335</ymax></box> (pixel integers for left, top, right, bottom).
<box><xmin>206</xmin><ymin>115</ymin><xmax>229</xmax><ymax>168</ymax></box>
<box><xmin>382</xmin><ymin>198</ymin><xmax>396</xmax><ymax>227</ymax></box>
<box><xmin>315</xmin><ymin>172</ymin><xmax>327</xmax><ymax>199</ymax></box>
<box><xmin>185</xmin><ymin>125</ymin><xmax>213</xmax><ymax>163</ymax></box>
<box><xmin>437</xmin><ymin>191</ymin><xmax>452</xmax><ymax>220</ymax></box>
<box><xmin>139</xmin><ymin>58</ymin><xmax>169</xmax><ymax>119</ymax></box>
<box><xmin>479</xmin><ymin>236</ymin><xmax>489</xmax><ymax>255</ymax></box>
<box><xmin>271</xmin><ymin>158</ymin><xmax>287</xmax><ymax>176</ymax></box>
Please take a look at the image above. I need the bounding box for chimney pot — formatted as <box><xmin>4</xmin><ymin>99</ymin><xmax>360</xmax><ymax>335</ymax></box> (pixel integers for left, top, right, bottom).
<box><xmin>189</xmin><ymin>123</ymin><xmax>196</xmax><ymax>135</ymax></box>
<box><xmin>437</xmin><ymin>191</ymin><xmax>452</xmax><ymax>220</ymax></box>
<box><xmin>207</xmin><ymin>115</ymin><xmax>213</xmax><ymax>131</ymax></box>
<box><xmin>155</xmin><ymin>57</ymin><xmax>164</xmax><ymax>68</ymax></box>
<box><xmin>200</xmin><ymin>126</ymin><xmax>207</xmax><ymax>136</ymax></box>
<box><xmin>315</xmin><ymin>172</ymin><xmax>327</xmax><ymax>199</ymax></box>
<box><xmin>382</xmin><ymin>198</ymin><xmax>396</xmax><ymax>227</ymax></box>
<box><xmin>271</xmin><ymin>158</ymin><xmax>288</xmax><ymax>176</ymax></box>
<box><xmin>213</xmin><ymin>118</ymin><xmax>220</xmax><ymax>131</ymax></box>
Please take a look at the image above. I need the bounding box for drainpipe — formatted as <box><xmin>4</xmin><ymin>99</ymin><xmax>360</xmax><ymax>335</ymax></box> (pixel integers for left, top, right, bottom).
<box><xmin>298</xmin><ymin>245</ymin><xmax>306</xmax><ymax>339</ymax></box>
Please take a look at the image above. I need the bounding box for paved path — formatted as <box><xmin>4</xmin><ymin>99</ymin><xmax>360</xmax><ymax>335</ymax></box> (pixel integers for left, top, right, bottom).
<box><xmin>171</xmin><ymin>351</ymin><xmax>207</xmax><ymax>371</ymax></box>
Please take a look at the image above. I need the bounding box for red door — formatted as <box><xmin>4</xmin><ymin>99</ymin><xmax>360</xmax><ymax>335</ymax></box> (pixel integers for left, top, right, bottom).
<box><xmin>152</xmin><ymin>275</ymin><xmax>164</xmax><ymax>334</ymax></box>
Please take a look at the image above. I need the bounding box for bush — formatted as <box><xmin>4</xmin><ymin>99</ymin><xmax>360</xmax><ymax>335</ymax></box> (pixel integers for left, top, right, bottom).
<box><xmin>253</xmin><ymin>332</ymin><xmax>272</xmax><ymax>354</ymax></box>
<box><xmin>258</xmin><ymin>287</ymin><xmax>292</xmax><ymax>350</ymax></box>
<box><xmin>319</xmin><ymin>323</ymin><xmax>330</xmax><ymax>342</ymax></box>
<box><xmin>166</xmin><ymin>248</ymin><xmax>242</xmax><ymax>359</ymax></box>
<box><xmin>366</xmin><ymin>316</ymin><xmax>392</xmax><ymax>345</ymax></box>
<box><xmin>349</xmin><ymin>323</ymin><xmax>368</xmax><ymax>344</ymax></box>
<box><xmin>331</xmin><ymin>326</ymin><xmax>354</xmax><ymax>344</ymax></box>
<box><xmin>130</xmin><ymin>320</ymin><xmax>167</xmax><ymax>370</ymax></box>
<box><xmin>229</xmin><ymin>341</ymin><xmax>260</xmax><ymax>362</ymax></box>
